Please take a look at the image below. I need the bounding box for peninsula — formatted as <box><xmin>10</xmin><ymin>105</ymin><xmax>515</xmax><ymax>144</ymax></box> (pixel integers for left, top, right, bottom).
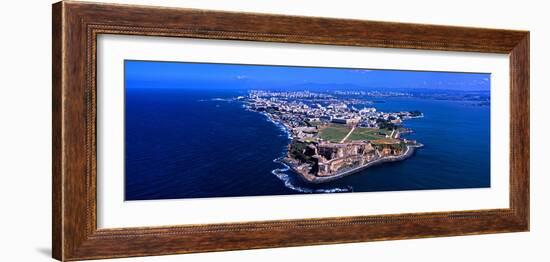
<box><xmin>242</xmin><ymin>90</ymin><xmax>423</xmax><ymax>183</ymax></box>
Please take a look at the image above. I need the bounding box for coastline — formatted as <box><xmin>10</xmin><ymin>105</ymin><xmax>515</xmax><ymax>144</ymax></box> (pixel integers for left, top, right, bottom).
<box><xmin>284</xmin><ymin>144</ymin><xmax>420</xmax><ymax>184</ymax></box>
<box><xmin>249</xmin><ymin>106</ymin><xmax>423</xmax><ymax>185</ymax></box>
<box><xmin>260</xmin><ymin>112</ymin><xmax>293</xmax><ymax>140</ymax></box>
<box><xmin>271</xmin><ymin>157</ymin><xmax>353</xmax><ymax>193</ymax></box>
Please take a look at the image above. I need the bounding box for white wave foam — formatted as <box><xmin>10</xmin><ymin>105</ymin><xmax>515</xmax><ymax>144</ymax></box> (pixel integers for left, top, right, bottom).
<box><xmin>211</xmin><ymin>98</ymin><xmax>231</xmax><ymax>101</ymax></box>
<box><xmin>197</xmin><ymin>98</ymin><xmax>233</xmax><ymax>102</ymax></box>
<box><xmin>271</xmin><ymin>158</ymin><xmax>353</xmax><ymax>194</ymax></box>
<box><xmin>261</xmin><ymin>114</ymin><xmax>292</xmax><ymax>140</ymax></box>
<box><xmin>248</xmin><ymin>106</ymin><xmax>350</xmax><ymax>193</ymax></box>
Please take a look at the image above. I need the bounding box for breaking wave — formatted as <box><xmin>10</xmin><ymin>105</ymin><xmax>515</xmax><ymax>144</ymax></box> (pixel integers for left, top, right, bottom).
<box><xmin>271</xmin><ymin>157</ymin><xmax>353</xmax><ymax>194</ymax></box>
<box><xmin>241</xmin><ymin>102</ymin><xmax>352</xmax><ymax>194</ymax></box>
<box><xmin>260</xmin><ymin>113</ymin><xmax>352</xmax><ymax>193</ymax></box>
<box><xmin>197</xmin><ymin>98</ymin><xmax>234</xmax><ymax>102</ymax></box>
<box><xmin>262</xmin><ymin>114</ymin><xmax>292</xmax><ymax>140</ymax></box>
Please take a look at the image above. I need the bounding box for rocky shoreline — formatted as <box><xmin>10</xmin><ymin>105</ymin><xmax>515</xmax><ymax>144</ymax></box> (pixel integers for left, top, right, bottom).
<box><xmin>242</xmin><ymin>91</ymin><xmax>424</xmax><ymax>184</ymax></box>
<box><xmin>284</xmin><ymin>144</ymin><xmax>421</xmax><ymax>184</ymax></box>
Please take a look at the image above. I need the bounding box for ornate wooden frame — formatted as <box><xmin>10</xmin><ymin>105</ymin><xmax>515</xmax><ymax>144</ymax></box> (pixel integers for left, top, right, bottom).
<box><xmin>52</xmin><ymin>1</ymin><xmax>530</xmax><ymax>261</ymax></box>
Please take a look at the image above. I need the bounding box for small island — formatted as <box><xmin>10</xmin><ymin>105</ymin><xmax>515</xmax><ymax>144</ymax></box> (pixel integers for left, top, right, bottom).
<box><xmin>242</xmin><ymin>90</ymin><xmax>424</xmax><ymax>183</ymax></box>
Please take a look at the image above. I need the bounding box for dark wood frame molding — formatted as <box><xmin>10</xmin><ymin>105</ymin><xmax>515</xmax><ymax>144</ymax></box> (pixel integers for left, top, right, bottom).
<box><xmin>52</xmin><ymin>1</ymin><xmax>530</xmax><ymax>261</ymax></box>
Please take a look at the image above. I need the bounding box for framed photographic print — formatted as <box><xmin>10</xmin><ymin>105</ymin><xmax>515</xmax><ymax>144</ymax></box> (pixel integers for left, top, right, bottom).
<box><xmin>52</xmin><ymin>1</ymin><xmax>529</xmax><ymax>261</ymax></box>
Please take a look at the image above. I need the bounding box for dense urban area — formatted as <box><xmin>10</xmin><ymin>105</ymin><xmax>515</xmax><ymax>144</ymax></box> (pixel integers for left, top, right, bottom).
<box><xmin>240</xmin><ymin>90</ymin><xmax>424</xmax><ymax>183</ymax></box>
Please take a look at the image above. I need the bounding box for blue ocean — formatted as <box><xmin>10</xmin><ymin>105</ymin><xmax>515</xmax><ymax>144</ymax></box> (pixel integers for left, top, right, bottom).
<box><xmin>125</xmin><ymin>86</ymin><xmax>490</xmax><ymax>201</ymax></box>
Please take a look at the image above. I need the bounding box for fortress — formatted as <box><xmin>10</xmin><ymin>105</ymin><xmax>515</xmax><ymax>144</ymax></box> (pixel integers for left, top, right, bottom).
<box><xmin>244</xmin><ymin>90</ymin><xmax>422</xmax><ymax>183</ymax></box>
<box><xmin>289</xmin><ymin>140</ymin><xmax>408</xmax><ymax>179</ymax></box>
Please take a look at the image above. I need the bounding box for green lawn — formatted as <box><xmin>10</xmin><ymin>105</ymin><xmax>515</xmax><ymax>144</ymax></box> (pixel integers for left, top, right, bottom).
<box><xmin>347</xmin><ymin>128</ymin><xmax>388</xmax><ymax>141</ymax></box>
<box><xmin>371</xmin><ymin>138</ymin><xmax>401</xmax><ymax>145</ymax></box>
<box><xmin>318</xmin><ymin>125</ymin><xmax>351</xmax><ymax>142</ymax></box>
<box><xmin>319</xmin><ymin>125</ymin><xmax>395</xmax><ymax>143</ymax></box>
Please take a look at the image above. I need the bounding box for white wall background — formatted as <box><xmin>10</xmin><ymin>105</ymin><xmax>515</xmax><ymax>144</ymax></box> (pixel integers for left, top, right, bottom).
<box><xmin>0</xmin><ymin>0</ymin><xmax>546</xmax><ymax>261</ymax></box>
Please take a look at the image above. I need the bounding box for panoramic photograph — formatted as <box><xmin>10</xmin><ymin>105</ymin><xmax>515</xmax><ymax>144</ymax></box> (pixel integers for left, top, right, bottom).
<box><xmin>124</xmin><ymin>60</ymin><xmax>491</xmax><ymax>201</ymax></box>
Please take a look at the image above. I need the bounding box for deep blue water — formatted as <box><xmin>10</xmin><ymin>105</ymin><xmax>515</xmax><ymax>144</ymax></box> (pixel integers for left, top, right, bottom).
<box><xmin>125</xmin><ymin>87</ymin><xmax>490</xmax><ymax>201</ymax></box>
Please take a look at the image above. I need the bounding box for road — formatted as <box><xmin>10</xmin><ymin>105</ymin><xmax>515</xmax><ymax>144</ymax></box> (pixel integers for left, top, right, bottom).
<box><xmin>340</xmin><ymin>125</ymin><xmax>356</xmax><ymax>143</ymax></box>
